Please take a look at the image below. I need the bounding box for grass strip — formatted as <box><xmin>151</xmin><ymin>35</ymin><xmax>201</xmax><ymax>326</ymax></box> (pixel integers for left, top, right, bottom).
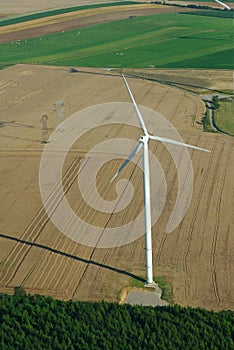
<box><xmin>131</xmin><ymin>275</ymin><xmax>174</xmax><ymax>304</ymax></box>
<box><xmin>213</xmin><ymin>99</ymin><xmax>234</xmax><ymax>135</ymax></box>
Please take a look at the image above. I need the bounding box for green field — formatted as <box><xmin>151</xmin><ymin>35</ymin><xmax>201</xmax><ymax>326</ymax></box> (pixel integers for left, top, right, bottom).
<box><xmin>214</xmin><ymin>100</ymin><xmax>234</xmax><ymax>135</ymax></box>
<box><xmin>181</xmin><ymin>10</ymin><xmax>234</xmax><ymax>18</ymax></box>
<box><xmin>0</xmin><ymin>13</ymin><xmax>233</xmax><ymax>69</ymax></box>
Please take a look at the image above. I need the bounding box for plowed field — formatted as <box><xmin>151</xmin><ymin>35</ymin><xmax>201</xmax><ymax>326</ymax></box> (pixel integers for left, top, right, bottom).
<box><xmin>0</xmin><ymin>64</ymin><xmax>233</xmax><ymax>310</ymax></box>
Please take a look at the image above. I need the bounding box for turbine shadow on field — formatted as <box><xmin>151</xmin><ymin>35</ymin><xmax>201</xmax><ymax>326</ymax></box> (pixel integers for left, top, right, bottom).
<box><xmin>0</xmin><ymin>233</ymin><xmax>144</xmax><ymax>283</ymax></box>
<box><xmin>69</xmin><ymin>67</ymin><xmax>120</xmax><ymax>78</ymax></box>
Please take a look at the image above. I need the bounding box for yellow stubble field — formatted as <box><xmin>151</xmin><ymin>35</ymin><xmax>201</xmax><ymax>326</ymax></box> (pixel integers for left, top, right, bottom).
<box><xmin>0</xmin><ymin>64</ymin><xmax>233</xmax><ymax>310</ymax></box>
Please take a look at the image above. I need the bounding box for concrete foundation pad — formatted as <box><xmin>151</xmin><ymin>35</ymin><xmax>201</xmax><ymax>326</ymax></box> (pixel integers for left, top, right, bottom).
<box><xmin>124</xmin><ymin>283</ymin><xmax>168</xmax><ymax>307</ymax></box>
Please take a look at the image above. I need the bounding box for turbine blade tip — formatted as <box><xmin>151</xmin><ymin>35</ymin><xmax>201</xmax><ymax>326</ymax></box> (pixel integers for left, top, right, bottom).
<box><xmin>109</xmin><ymin>174</ymin><xmax>117</xmax><ymax>183</ymax></box>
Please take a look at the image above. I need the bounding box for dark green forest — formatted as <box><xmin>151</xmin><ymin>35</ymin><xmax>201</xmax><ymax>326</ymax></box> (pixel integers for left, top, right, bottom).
<box><xmin>0</xmin><ymin>289</ymin><xmax>233</xmax><ymax>350</ymax></box>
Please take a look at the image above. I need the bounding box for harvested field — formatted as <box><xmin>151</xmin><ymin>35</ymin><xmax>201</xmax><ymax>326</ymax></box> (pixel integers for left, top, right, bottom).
<box><xmin>126</xmin><ymin>68</ymin><xmax>234</xmax><ymax>94</ymax></box>
<box><xmin>0</xmin><ymin>64</ymin><xmax>233</xmax><ymax>310</ymax></box>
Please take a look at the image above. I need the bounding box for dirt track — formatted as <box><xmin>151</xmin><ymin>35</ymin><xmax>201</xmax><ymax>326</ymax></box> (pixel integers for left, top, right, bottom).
<box><xmin>0</xmin><ymin>64</ymin><xmax>233</xmax><ymax>310</ymax></box>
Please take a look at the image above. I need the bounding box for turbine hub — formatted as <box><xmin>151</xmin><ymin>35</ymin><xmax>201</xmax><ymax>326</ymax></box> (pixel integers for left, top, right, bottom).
<box><xmin>139</xmin><ymin>135</ymin><xmax>149</xmax><ymax>143</ymax></box>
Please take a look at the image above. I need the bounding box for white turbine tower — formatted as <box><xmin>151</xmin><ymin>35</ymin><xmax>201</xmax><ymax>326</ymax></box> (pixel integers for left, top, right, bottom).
<box><xmin>110</xmin><ymin>75</ymin><xmax>210</xmax><ymax>285</ymax></box>
<box><xmin>213</xmin><ymin>0</ymin><xmax>231</xmax><ymax>10</ymax></box>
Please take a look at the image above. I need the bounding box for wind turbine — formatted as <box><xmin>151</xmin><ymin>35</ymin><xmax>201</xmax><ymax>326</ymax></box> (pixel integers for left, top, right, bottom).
<box><xmin>110</xmin><ymin>75</ymin><xmax>210</xmax><ymax>285</ymax></box>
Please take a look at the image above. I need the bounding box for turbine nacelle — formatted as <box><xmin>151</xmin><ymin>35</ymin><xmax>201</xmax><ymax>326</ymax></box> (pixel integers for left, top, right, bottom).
<box><xmin>139</xmin><ymin>135</ymin><xmax>149</xmax><ymax>144</ymax></box>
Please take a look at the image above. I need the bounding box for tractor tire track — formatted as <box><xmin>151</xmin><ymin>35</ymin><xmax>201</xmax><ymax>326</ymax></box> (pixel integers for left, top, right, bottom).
<box><xmin>26</xmin><ymin>157</ymin><xmax>89</xmax><ymax>290</ymax></box>
<box><xmin>5</xmin><ymin>157</ymin><xmax>81</xmax><ymax>286</ymax></box>
<box><xmin>71</xmin><ymin>158</ymin><xmax>141</xmax><ymax>299</ymax></box>
<box><xmin>181</xmin><ymin>141</ymin><xmax>218</xmax><ymax>302</ymax></box>
<box><xmin>154</xmin><ymin>129</ymin><xmax>194</xmax><ymax>265</ymax></box>
<box><xmin>155</xmin><ymin>136</ymin><xmax>214</xmax><ymax>297</ymax></box>
<box><xmin>1</xmin><ymin>157</ymin><xmax>82</xmax><ymax>287</ymax></box>
<box><xmin>209</xmin><ymin>144</ymin><xmax>231</xmax><ymax>304</ymax></box>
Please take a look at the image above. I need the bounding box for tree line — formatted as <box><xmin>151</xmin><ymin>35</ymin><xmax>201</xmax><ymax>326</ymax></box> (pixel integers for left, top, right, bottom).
<box><xmin>0</xmin><ymin>288</ymin><xmax>233</xmax><ymax>350</ymax></box>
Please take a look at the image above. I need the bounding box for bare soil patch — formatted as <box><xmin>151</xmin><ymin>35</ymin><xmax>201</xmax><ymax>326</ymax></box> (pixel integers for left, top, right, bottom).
<box><xmin>0</xmin><ymin>64</ymin><xmax>233</xmax><ymax>310</ymax></box>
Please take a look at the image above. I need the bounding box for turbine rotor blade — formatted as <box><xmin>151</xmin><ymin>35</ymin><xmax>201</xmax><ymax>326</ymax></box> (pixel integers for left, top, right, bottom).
<box><xmin>110</xmin><ymin>142</ymin><xmax>142</xmax><ymax>183</ymax></box>
<box><xmin>122</xmin><ymin>74</ymin><xmax>148</xmax><ymax>136</ymax></box>
<box><xmin>213</xmin><ymin>0</ymin><xmax>231</xmax><ymax>10</ymax></box>
<box><xmin>149</xmin><ymin>135</ymin><xmax>210</xmax><ymax>153</ymax></box>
